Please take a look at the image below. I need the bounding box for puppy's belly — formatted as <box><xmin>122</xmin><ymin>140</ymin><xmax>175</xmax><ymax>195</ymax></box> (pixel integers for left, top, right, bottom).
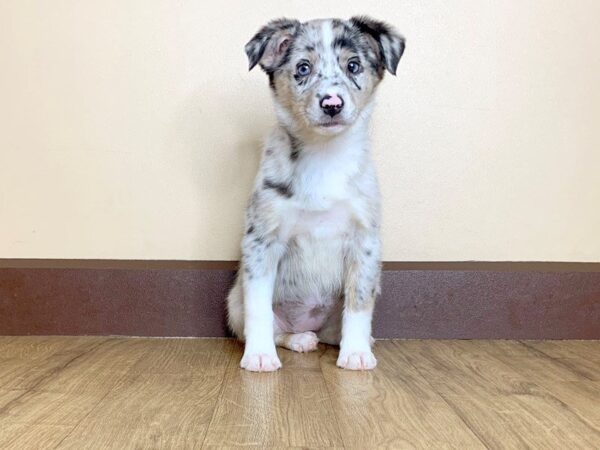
<box><xmin>273</xmin><ymin>237</ymin><xmax>345</xmax><ymax>334</ymax></box>
<box><xmin>273</xmin><ymin>300</ymin><xmax>334</xmax><ymax>333</ymax></box>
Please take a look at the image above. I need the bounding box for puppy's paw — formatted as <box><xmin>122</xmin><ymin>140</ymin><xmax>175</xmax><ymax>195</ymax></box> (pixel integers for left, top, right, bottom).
<box><xmin>286</xmin><ymin>331</ymin><xmax>319</xmax><ymax>353</ymax></box>
<box><xmin>336</xmin><ymin>351</ymin><xmax>377</xmax><ymax>370</ymax></box>
<box><xmin>240</xmin><ymin>352</ymin><xmax>282</xmax><ymax>372</ymax></box>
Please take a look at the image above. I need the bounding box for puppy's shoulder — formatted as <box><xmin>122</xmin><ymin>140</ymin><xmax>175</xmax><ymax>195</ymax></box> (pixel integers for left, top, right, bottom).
<box><xmin>254</xmin><ymin>126</ymin><xmax>295</xmax><ymax>184</ymax></box>
<box><xmin>261</xmin><ymin>126</ymin><xmax>297</xmax><ymax>163</ymax></box>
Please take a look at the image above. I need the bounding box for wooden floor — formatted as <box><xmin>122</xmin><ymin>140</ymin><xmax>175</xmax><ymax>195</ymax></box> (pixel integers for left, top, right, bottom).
<box><xmin>0</xmin><ymin>338</ymin><xmax>598</xmax><ymax>449</ymax></box>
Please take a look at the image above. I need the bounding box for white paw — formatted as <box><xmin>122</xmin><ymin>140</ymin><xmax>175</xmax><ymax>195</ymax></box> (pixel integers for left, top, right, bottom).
<box><xmin>240</xmin><ymin>352</ymin><xmax>282</xmax><ymax>372</ymax></box>
<box><xmin>337</xmin><ymin>351</ymin><xmax>377</xmax><ymax>370</ymax></box>
<box><xmin>287</xmin><ymin>331</ymin><xmax>319</xmax><ymax>353</ymax></box>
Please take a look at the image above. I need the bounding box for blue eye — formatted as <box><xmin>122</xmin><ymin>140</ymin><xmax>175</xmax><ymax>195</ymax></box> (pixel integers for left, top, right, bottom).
<box><xmin>296</xmin><ymin>62</ymin><xmax>311</xmax><ymax>77</ymax></box>
<box><xmin>348</xmin><ymin>60</ymin><xmax>361</xmax><ymax>74</ymax></box>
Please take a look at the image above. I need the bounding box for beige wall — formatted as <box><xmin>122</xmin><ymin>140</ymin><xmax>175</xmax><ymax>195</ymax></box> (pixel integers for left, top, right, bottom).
<box><xmin>1</xmin><ymin>0</ymin><xmax>599</xmax><ymax>261</ymax></box>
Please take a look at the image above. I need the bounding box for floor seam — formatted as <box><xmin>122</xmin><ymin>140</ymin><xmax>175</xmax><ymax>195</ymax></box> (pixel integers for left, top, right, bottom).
<box><xmin>0</xmin><ymin>338</ymin><xmax>112</xmax><ymax>418</ymax></box>
<box><xmin>518</xmin><ymin>340</ymin><xmax>594</xmax><ymax>381</ymax></box>
<box><xmin>0</xmin><ymin>338</ymin><xmax>113</xmax><ymax>449</ymax></box>
<box><xmin>50</xmin><ymin>376</ymin><xmax>120</xmax><ymax>450</ymax></box>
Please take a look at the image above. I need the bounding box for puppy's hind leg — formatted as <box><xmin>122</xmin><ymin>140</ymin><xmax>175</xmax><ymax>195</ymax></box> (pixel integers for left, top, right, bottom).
<box><xmin>226</xmin><ymin>275</ymin><xmax>244</xmax><ymax>340</ymax></box>
<box><xmin>275</xmin><ymin>331</ymin><xmax>319</xmax><ymax>353</ymax></box>
<box><xmin>272</xmin><ymin>303</ymin><xmax>321</xmax><ymax>352</ymax></box>
<box><xmin>316</xmin><ymin>299</ymin><xmax>343</xmax><ymax>346</ymax></box>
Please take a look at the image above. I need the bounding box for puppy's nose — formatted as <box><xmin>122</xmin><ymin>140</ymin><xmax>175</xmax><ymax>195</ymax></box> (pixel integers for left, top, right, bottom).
<box><xmin>320</xmin><ymin>94</ymin><xmax>344</xmax><ymax>117</ymax></box>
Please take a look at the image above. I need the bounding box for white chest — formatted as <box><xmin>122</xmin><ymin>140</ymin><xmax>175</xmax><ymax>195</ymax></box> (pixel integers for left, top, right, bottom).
<box><xmin>278</xmin><ymin>201</ymin><xmax>354</xmax><ymax>242</ymax></box>
<box><xmin>271</xmin><ymin>130</ymin><xmax>368</xmax><ymax>243</ymax></box>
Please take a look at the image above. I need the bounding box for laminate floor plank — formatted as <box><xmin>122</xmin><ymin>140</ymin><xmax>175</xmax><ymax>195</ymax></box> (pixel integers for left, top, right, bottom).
<box><xmin>56</xmin><ymin>339</ymin><xmax>235</xmax><ymax>449</ymax></box>
<box><xmin>203</xmin><ymin>342</ymin><xmax>344</xmax><ymax>448</ymax></box>
<box><xmin>0</xmin><ymin>336</ymin><xmax>107</xmax><ymax>390</ymax></box>
<box><xmin>321</xmin><ymin>342</ymin><xmax>485</xmax><ymax>449</ymax></box>
<box><xmin>395</xmin><ymin>340</ymin><xmax>600</xmax><ymax>449</ymax></box>
<box><xmin>0</xmin><ymin>337</ymin><xmax>597</xmax><ymax>449</ymax></box>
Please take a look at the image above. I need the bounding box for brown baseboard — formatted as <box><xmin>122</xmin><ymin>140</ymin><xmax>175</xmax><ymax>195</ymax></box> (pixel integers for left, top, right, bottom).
<box><xmin>0</xmin><ymin>259</ymin><xmax>598</xmax><ymax>338</ymax></box>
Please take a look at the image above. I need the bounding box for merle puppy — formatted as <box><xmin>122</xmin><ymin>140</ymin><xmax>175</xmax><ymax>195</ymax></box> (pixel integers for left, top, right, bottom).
<box><xmin>227</xmin><ymin>16</ymin><xmax>405</xmax><ymax>371</ymax></box>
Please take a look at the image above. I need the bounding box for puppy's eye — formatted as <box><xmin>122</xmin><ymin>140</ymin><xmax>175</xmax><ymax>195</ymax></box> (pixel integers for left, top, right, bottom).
<box><xmin>296</xmin><ymin>62</ymin><xmax>311</xmax><ymax>77</ymax></box>
<box><xmin>347</xmin><ymin>60</ymin><xmax>362</xmax><ymax>74</ymax></box>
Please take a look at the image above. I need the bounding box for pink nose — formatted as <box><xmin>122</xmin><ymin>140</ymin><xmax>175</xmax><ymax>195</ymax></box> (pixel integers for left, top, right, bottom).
<box><xmin>321</xmin><ymin>94</ymin><xmax>343</xmax><ymax>107</ymax></box>
<box><xmin>320</xmin><ymin>94</ymin><xmax>344</xmax><ymax>117</ymax></box>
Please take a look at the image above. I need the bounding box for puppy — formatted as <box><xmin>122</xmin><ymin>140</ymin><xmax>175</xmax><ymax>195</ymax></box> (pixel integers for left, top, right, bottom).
<box><xmin>227</xmin><ymin>16</ymin><xmax>405</xmax><ymax>371</ymax></box>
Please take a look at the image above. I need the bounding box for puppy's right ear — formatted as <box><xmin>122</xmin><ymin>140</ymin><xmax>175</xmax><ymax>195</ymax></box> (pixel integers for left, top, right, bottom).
<box><xmin>245</xmin><ymin>18</ymin><xmax>300</xmax><ymax>71</ymax></box>
<box><xmin>350</xmin><ymin>16</ymin><xmax>405</xmax><ymax>75</ymax></box>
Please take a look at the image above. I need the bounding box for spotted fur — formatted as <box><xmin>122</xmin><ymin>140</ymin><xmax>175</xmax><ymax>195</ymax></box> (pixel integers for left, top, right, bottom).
<box><xmin>228</xmin><ymin>17</ymin><xmax>405</xmax><ymax>372</ymax></box>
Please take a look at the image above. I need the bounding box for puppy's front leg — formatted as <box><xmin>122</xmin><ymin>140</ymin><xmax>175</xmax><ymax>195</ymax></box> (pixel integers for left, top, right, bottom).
<box><xmin>240</xmin><ymin>229</ymin><xmax>283</xmax><ymax>372</ymax></box>
<box><xmin>338</xmin><ymin>233</ymin><xmax>381</xmax><ymax>371</ymax></box>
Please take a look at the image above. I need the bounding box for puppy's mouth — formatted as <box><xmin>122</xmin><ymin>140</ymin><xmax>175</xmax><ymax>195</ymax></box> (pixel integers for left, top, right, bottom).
<box><xmin>317</xmin><ymin>118</ymin><xmax>346</xmax><ymax>128</ymax></box>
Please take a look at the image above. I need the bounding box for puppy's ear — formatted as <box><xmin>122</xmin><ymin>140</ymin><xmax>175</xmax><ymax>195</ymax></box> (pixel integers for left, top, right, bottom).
<box><xmin>350</xmin><ymin>16</ymin><xmax>405</xmax><ymax>75</ymax></box>
<box><xmin>245</xmin><ymin>18</ymin><xmax>301</xmax><ymax>71</ymax></box>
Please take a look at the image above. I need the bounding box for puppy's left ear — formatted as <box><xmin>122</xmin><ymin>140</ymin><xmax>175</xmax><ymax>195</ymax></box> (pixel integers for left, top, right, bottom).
<box><xmin>350</xmin><ymin>16</ymin><xmax>406</xmax><ymax>75</ymax></box>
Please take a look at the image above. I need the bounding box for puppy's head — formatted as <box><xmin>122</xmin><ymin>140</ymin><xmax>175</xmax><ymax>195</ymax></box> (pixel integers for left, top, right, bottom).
<box><xmin>246</xmin><ymin>17</ymin><xmax>405</xmax><ymax>137</ymax></box>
